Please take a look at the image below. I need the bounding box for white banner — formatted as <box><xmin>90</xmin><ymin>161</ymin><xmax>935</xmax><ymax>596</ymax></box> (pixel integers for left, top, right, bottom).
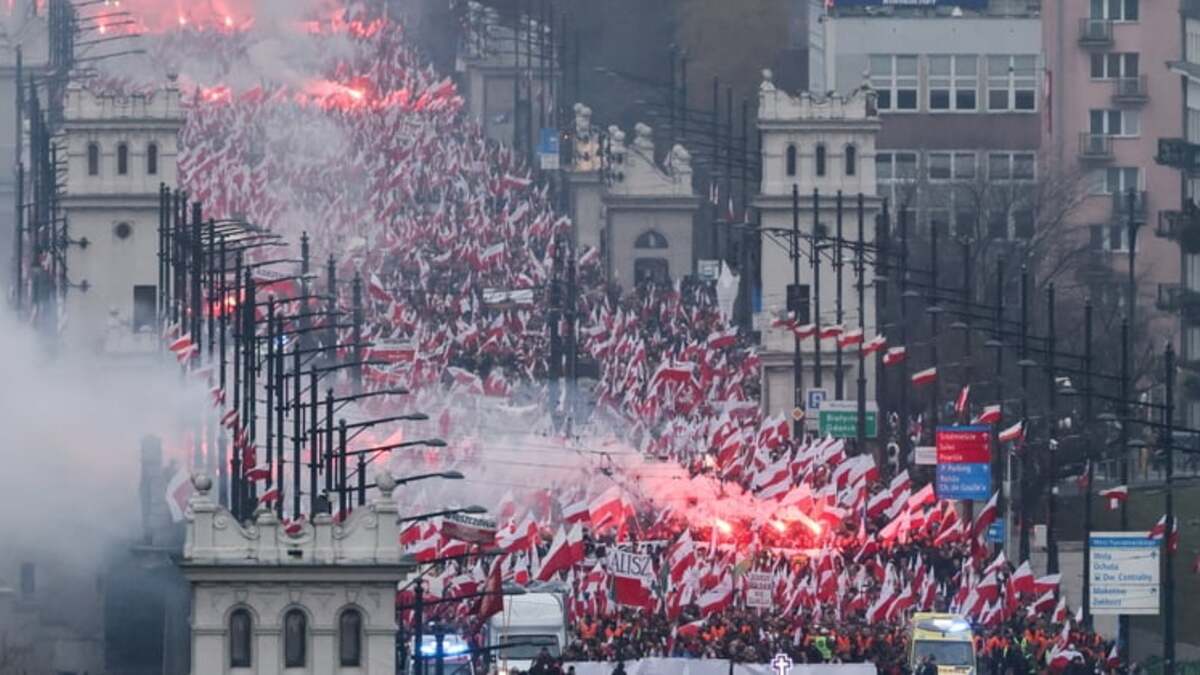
<box><xmin>745</xmin><ymin>571</ymin><xmax>773</xmax><ymax>608</ymax></box>
<box><xmin>567</xmin><ymin>660</ymin><xmax>876</xmax><ymax>675</ymax></box>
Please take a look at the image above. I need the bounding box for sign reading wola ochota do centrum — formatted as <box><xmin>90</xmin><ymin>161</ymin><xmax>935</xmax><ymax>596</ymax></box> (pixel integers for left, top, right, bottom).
<box><xmin>1089</xmin><ymin>532</ymin><xmax>1161</xmax><ymax>615</ymax></box>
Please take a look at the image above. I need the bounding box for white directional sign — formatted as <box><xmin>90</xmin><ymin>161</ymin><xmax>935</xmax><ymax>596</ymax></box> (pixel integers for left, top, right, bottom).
<box><xmin>1088</xmin><ymin>532</ymin><xmax>1161</xmax><ymax>615</ymax></box>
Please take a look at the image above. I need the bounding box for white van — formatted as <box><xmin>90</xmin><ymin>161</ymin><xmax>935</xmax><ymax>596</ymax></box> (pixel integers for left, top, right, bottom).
<box><xmin>415</xmin><ymin>633</ymin><xmax>476</xmax><ymax>675</ymax></box>
<box><xmin>487</xmin><ymin>592</ymin><xmax>566</xmax><ymax>675</ymax></box>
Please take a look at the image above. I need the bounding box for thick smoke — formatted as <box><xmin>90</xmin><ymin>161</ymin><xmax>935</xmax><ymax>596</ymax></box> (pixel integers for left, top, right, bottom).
<box><xmin>0</xmin><ymin>313</ymin><xmax>207</xmax><ymax>577</ymax></box>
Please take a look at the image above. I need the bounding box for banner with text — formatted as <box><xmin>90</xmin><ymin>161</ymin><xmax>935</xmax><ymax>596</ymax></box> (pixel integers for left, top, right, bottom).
<box><xmin>935</xmin><ymin>425</ymin><xmax>992</xmax><ymax>501</ymax></box>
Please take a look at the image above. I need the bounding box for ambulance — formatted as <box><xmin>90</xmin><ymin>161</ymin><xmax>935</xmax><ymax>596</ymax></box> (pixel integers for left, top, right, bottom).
<box><xmin>907</xmin><ymin>612</ymin><xmax>977</xmax><ymax>675</ymax></box>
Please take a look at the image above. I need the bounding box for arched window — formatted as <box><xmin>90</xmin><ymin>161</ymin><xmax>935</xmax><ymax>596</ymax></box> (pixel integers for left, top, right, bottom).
<box><xmin>845</xmin><ymin>144</ymin><xmax>857</xmax><ymax>176</ymax></box>
<box><xmin>815</xmin><ymin>144</ymin><xmax>827</xmax><ymax>177</ymax></box>
<box><xmin>634</xmin><ymin>230</ymin><xmax>669</xmax><ymax>250</ymax></box>
<box><xmin>87</xmin><ymin>143</ymin><xmax>100</xmax><ymax>176</ymax></box>
<box><xmin>785</xmin><ymin>144</ymin><xmax>797</xmax><ymax>177</ymax></box>
<box><xmin>229</xmin><ymin>608</ymin><xmax>253</xmax><ymax>668</ymax></box>
<box><xmin>283</xmin><ymin>609</ymin><xmax>307</xmax><ymax>668</ymax></box>
<box><xmin>338</xmin><ymin>609</ymin><xmax>363</xmax><ymax>667</ymax></box>
<box><xmin>117</xmin><ymin>143</ymin><xmax>129</xmax><ymax>175</ymax></box>
<box><xmin>147</xmin><ymin>142</ymin><xmax>158</xmax><ymax>175</ymax></box>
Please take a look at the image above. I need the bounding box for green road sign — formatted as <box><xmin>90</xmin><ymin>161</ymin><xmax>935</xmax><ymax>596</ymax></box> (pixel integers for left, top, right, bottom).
<box><xmin>817</xmin><ymin>400</ymin><xmax>878</xmax><ymax>439</ymax></box>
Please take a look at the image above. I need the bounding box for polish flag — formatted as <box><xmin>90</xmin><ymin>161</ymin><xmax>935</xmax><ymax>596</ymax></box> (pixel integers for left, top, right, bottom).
<box><xmin>838</xmin><ymin>327</ymin><xmax>864</xmax><ymax>348</ymax></box>
<box><xmin>536</xmin><ymin>524</ymin><xmax>585</xmax><ymax>581</ymax></box>
<box><xmin>221</xmin><ymin>408</ymin><xmax>240</xmax><ymax>429</ymax></box>
<box><xmin>589</xmin><ymin>486</ymin><xmax>626</xmax><ymax>531</ymax></box>
<box><xmin>706</xmin><ymin>327</ymin><xmax>739</xmax><ymax>350</ymax></box>
<box><xmin>973</xmin><ymin>491</ymin><xmax>999</xmax><ymax>538</ymax></box>
<box><xmin>955</xmin><ymin>385</ymin><xmax>971</xmax><ymax>417</ymax></box>
<box><xmin>862</xmin><ymin>334</ymin><xmax>887</xmax><ymax>355</ymax></box>
<box><xmin>974</xmin><ymin>404</ymin><xmax>1002</xmax><ymax>425</ymax></box>
<box><xmin>168</xmin><ymin>333</ymin><xmax>194</xmax><ymax>354</ymax></box>
<box><xmin>819</xmin><ymin>324</ymin><xmax>844</xmax><ymax>340</ymax></box>
<box><xmin>481</xmin><ymin>242</ymin><xmax>506</xmax><ymax>264</ymax></box>
<box><xmin>668</xmin><ymin>532</ymin><xmax>697</xmax><ymax>583</ymax></box>
<box><xmin>883</xmin><ymin>346</ymin><xmax>907</xmax><ymax>366</ymax></box>
<box><xmin>793</xmin><ymin>323</ymin><xmax>817</xmax><ymax>339</ymax></box>
<box><xmin>1034</xmin><ymin>573</ymin><xmax>1061</xmax><ymax>595</ymax></box>
<box><xmin>562</xmin><ymin>499</ymin><xmax>589</xmax><ymax>524</ymax></box>
<box><xmin>696</xmin><ymin>573</ymin><xmax>733</xmax><ymax>617</ymax></box>
<box><xmin>1011</xmin><ymin>561</ymin><xmax>1035</xmax><ymax>595</ymax></box>
<box><xmin>258</xmin><ymin>487</ymin><xmax>281</xmax><ymax>505</ymax></box>
<box><xmin>244</xmin><ymin>465</ymin><xmax>271</xmax><ymax>481</ymax></box>
<box><xmin>998</xmin><ymin>420</ymin><xmax>1024</xmax><ymax>443</ymax></box>
<box><xmin>911</xmin><ymin>367</ymin><xmax>937</xmax><ymax>386</ymax></box>
<box><xmin>1099</xmin><ymin>485</ymin><xmax>1128</xmax><ymax>511</ymax></box>
<box><xmin>1149</xmin><ymin>515</ymin><xmax>1180</xmax><ymax>552</ymax></box>
<box><xmin>1106</xmin><ymin>644</ymin><xmax>1120</xmax><ymax>669</ymax></box>
<box><xmin>1030</xmin><ymin>589</ymin><xmax>1056</xmax><ymax>614</ymax></box>
<box><xmin>165</xmin><ymin>467</ymin><xmax>193</xmax><ymax>523</ymax></box>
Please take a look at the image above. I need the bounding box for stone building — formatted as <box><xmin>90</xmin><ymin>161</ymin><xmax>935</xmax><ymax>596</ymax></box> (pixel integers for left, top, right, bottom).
<box><xmin>57</xmin><ymin>78</ymin><xmax>183</xmax><ymax>356</ymax></box>
<box><xmin>753</xmin><ymin>70</ymin><xmax>882</xmax><ymax>425</ymax></box>
<box><xmin>180</xmin><ymin>472</ymin><xmax>413</xmax><ymax>675</ymax></box>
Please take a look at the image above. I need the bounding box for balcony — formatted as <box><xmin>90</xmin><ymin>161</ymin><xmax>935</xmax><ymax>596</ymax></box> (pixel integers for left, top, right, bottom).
<box><xmin>1112</xmin><ymin>190</ymin><xmax>1148</xmax><ymax>223</ymax></box>
<box><xmin>1156</xmin><ymin>284</ymin><xmax>1200</xmax><ymax>323</ymax></box>
<box><xmin>1112</xmin><ymin>76</ymin><xmax>1148</xmax><ymax>104</ymax></box>
<box><xmin>1079</xmin><ymin>132</ymin><xmax>1113</xmax><ymax>162</ymax></box>
<box><xmin>1079</xmin><ymin>18</ymin><xmax>1114</xmax><ymax>47</ymax></box>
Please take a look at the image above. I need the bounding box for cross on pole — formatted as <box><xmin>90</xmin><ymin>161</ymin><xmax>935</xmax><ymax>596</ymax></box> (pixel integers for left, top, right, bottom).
<box><xmin>772</xmin><ymin>653</ymin><xmax>794</xmax><ymax>675</ymax></box>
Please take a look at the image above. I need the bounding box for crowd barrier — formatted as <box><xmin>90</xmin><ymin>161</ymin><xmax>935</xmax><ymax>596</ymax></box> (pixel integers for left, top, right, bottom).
<box><xmin>566</xmin><ymin>659</ymin><xmax>877</xmax><ymax>675</ymax></box>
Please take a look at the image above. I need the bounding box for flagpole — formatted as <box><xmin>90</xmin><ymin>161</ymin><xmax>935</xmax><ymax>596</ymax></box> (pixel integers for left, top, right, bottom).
<box><xmin>1162</xmin><ymin>342</ymin><xmax>1176</xmax><ymax>675</ymax></box>
<box><xmin>791</xmin><ymin>184</ymin><xmax>804</xmax><ymax>440</ymax></box>
<box><xmin>959</xmin><ymin>237</ymin><xmax>973</xmax><ymax>525</ymax></box>
<box><xmin>855</xmin><ymin>193</ymin><xmax>867</xmax><ymax>455</ymax></box>
<box><xmin>1045</xmin><ymin>284</ymin><xmax>1058</xmax><ymax>575</ymax></box>
<box><xmin>990</xmin><ymin>257</ymin><xmax>1004</xmax><ymax>556</ymax></box>
<box><xmin>1117</xmin><ymin>316</ymin><xmax>1130</xmax><ymax>655</ymax></box>
<box><xmin>835</xmin><ymin>190</ymin><xmax>845</xmax><ymax>401</ymax></box>
<box><xmin>812</xmin><ymin>188</ymin><xmax>823</xmax><ymax>391</ymax></box>
<box><xmin>1081</xmin><ymin>299</ymin><xmax>1094</xmax><ymax>629</ymax></box>
<box><xmin>1018</xmin><ymin>265</ymin><xmax>1031</xmax><ymax>562</ymax></box>
<box><xmin>898</xmin><ymin>206</ymin><xmax>910</xmax><ymax>471</ymax></box>
<box><xmin>928</xmin><ymin>219</ymin><xmax>940</xmax><ymax>439</ymax></box>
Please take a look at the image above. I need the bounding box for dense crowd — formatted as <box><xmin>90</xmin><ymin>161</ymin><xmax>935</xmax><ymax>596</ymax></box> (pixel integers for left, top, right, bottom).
<box><xmin>133</xmin><ymin>4</ymin><xmax>1127</xmax><ymax>672</ymax></box>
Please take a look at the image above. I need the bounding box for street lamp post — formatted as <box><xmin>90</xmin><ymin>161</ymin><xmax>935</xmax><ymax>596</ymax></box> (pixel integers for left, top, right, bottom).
<box><xmin>1162</xmin><ymin>342</ymin><xmax>1177</xmax><ymax>675</ymax></box>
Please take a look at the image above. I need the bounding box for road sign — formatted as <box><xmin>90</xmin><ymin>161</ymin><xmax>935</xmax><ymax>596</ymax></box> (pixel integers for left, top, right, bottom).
<box><xmin>791</xmin><ymin>407</ymin><xmax>805</xmax><ymax>421</ymax></box>
<box><xmin>817</xmin><ymin>400</ymin><xmax>879</xmax><ymax>439</ymax></box>
<box><xmin>806</xmin><ymin>388</ymin><xmax>828</xmax><ymax>411</ymax></box>
<box><xmin>935</xmin><ymin>425</ymin><xmax>992</xmax><ymax>501</ymax></box>
<box><xmin>914</xmin><ymin>446</ymin><xmax>937</xmax><ymax>466</ymax></box>
<box><xmin>1089</xmin><ymin>532</ymin><xmax>1161</xmax><ymax>615</ymax></box>
<box><xmin>698</xmin><ymin>259</ymin><xmax>721</xmax><ymax>281</ymax></box>
<box><xmin>745</xmin><ymin>571</ymin><xmax>773</xmax><ymax>608</ymax></box>
<box><xmin>538</xmin><ymin>128</ymin><xmax>560</xmax><ymax>170</ymax></box>
<box><xmin>987</xmin><ymin>521</ymin><xmax>1005</xmax><ymax>544</ymax></box>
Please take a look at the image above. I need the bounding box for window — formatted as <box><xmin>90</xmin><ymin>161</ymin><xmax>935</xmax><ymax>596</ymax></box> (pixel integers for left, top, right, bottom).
<box><xmin>1090</xmin><ymin>167</ymin><xmax>1140</xmax><ymax>195</ymax></box>
<box><xmin>876</xmin><ymin>152</ymin><xmax>918</xmax><ymax>181</ymax></box>
<box><xmin>1091</xmin><ymin>0</ymin><xmax>1138</xmax><ymax>21</ymax></box>
<box><xmin>133</xmin><ymin>285</ymin><xmax>156</xmax><ymax>332</ymax></box>
<box><xmin>283</xmin><ymin>609</ymin><xmax>307</xmax><ymax>668</ymax></box>
<box><xmin>339</xmin><ymin>609</ymin><xmax>363</xmax><ymax>667</ymax></box>
<box><xmin>786</xmin><ymin>144</ymin><xmax>797</xmax><ymax>177</ymax></box>
<box><xmin>634</xmin><ymin>258</ymin><xmax>670</xmax><ymax>286</ymax></box>
<box><xmin>815</xmin><ymin>144</ymin><xmax>826</xmax><ymax>177</ymax></box>
<box><xmin>845</xmin><ymin>145</ymin><xmax>857</xmax><ymax>176</ymax></box>
<box><xmin>928</xmin><ymin>152</ymin><xmax>977</xmax><ymax>182</ymax></box>
<box><xmin>1189</xmin><ymin>109</ymin><xmax>1200</xmax><ymax>144</ymax></box>
<box><xmin>1090</xmin><ymin>224</ymin><xmax>1129</xmax><ymax>251</ymax></box>
<box><xmin>87</xmin><ymin>143</ymin><xmax>100</xmax><ymax>176</ymax></box>
<box><xmin>929</xmin><ymin>55</ymin><xmax>978</xmax><ymax>111</ymax></box>
<box><xmin>1189</xmin><ymin>24</ymin><xmax>1200</xmax><ymax>65</ymax></box>
<box><xmin>117</xmin><ymin>143</ymin><xmax>129</xmax><ymax>175</ymax></box>
<box><xmin>988</xmin><ymin>153</ymin><xmax>1035</xmax><ymax>181</ymax></box>
<box><xmin>1090</xmin><ymin>52</ymin><xmax>1139</xmax><ymax>79</ymax></box>
<box><xmin>987</xmin><ymin>55</ymin><xmax>1037</xmax><ymax>111</ymax></box>
<box><xmin>634</xmin><ymin>230</ymin><xmax>669</xmax><ymax>249</ymax></box>
<box><xmin>230</xmin><ymin>608</ymin><xmax>252</xmax><ymax>668</ymax></box>
<box><xmin>147</xmin><ymin>142</ymin><xmax>159</xmax><ymax>175</ymax></box>
<box><xmin>869</xmin><ymin>55</ymin><xmax>919</xmax><ymax>111</ymax></box>
<box><xmin>1090</xmin><ymin>109</ymin><xmax>1139</xmax><ymax>137</ymax></box>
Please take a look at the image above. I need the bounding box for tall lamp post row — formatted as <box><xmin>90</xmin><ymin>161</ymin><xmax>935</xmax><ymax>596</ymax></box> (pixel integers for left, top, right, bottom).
<box><xmin>155</xmin><ymin>184</ymin><xmax>448</xmax><ymax>524</ymax></box>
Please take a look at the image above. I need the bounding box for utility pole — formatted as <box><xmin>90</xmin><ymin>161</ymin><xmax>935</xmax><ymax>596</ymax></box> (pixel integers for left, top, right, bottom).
<box><xmin>1081</xmin><ymin>299</ymin><xmax>1094</xmax><ymax>629</ymax></box>
<box><xmin>1118</xmin><ymin>317</ymin><xmax>1130</xmax><ymax>655</ymax></box>
<box><xmin>1018</xmin><ymin>265</ymin><xmax>1031</xmax><ymax>562</ymax></box>
<box><xmin>812</xmin><ymin>189</ymin><xmax>823</xmax><ymax>390</ymax></box>
<box><xmin>1045</xmin><ymin>284</ymin><xmax>1058</xmax><ymax>574</ymax></box>
<box><xmin>855</xmin><ymin>194</ymin><xmax>867</xmax><ymax>454</ymax></box>
<box><xmin>1163</xmin><ymin>342</ymin><xmax>1176</xmax><ymax>675</ymax></box>
<box><xmin>835</xmin><ymin>191</ymin><xmax>845</xmax><ymax>400</ymax></box>
<box><xmin>791</xmin><ymin>184</ymin><xmax>804</xmax><ymax>439</ymax></box>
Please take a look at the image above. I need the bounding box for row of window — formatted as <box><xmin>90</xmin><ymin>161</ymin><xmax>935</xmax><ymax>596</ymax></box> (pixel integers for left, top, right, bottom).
<box><xmin>86</xmin><ymin>141</ymin><xmax>158</xmax><ymax>177</ymax></box>
<box><xmin>876</xmin><ymin>151</ymin><xmax>1036</xmax><ymax>183</ymax></box>
<box><xmin>868</xmin><ymin>54</ymin><xmax>1038</xmax><ymax>113</ymax></box>
<box><xmin>783</xmin><ymin>143</ymin><xmax>858</xmax><ymax>178</ymax></box>
<box><xmin>1091</xmin><ymin>0</ymin><xmax>1139</xmax><ymax>22</ymax></box>
<box><xmin>229</xmin><ymin>606</ymin><xmax>363</xmax><ymax>668</ymax></box>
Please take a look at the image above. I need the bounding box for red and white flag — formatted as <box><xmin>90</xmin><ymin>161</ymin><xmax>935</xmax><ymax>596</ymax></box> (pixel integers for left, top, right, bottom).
<box><xmin>974</xmin><ymin>404</ymin><xmax>1002</xmax><ymax>425</ymax></box>
<box><xmin>838</xmin><ymin>327</ymin><xmax>864</xmax><ymax>348</ymax></box>
<box><xmin>973</xmin><ymin>491</ymin><xmax>999</xmax><ymax>538</ymax></box>
<box><xmin>955</xmin><ymin>385</ymin><xmax>970</xmax><ymax>417</ymax></box>
<box><xmin>165</xmin><ymin>467</ymin><xmax>193</xmax><ymax>523</ymax></box>
<box><xmin>911</xmin><ymin>367</ymin><xmax>937</xmax><ymax>386</ymax></box>
<box><xmin>696</xmin><ymin>573</ymin><xmax>733</xmax><ymax>616</ymax></box>
<box><xmin>536</xmin><ymin>524</ymin><xmax>585</xmax><ymax>581</ymax></box>
<box><xmin>1099</xmin><ymin>485</ymin><xmax>1128</xmax><ymax>511</ymax></box>
<box><xmin>862</xmin><ymin>334</ymin><xmax>887</xmax><ymax>355</ymax></box>
<box><xmin>883</xmin><ymin>346</ymin><xmax>907</xmax><ymax>366</ymax></box>
<box><xmin>998</xmin><ymin>420</ymin><xmax>1024</xmax><ymax>444</ymax></box>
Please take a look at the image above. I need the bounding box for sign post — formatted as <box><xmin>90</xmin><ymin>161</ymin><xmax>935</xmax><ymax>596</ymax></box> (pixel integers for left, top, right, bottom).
<box><xmin>935</xmin><ymin>425</ymin><xmax>992</xmax><ymax>501</ymax></box>
<box><xmin>817</xmin><ymin>400</ymin><xmax>879</xmax><ymax>438</ymax></box>
<box><xmin>1088</xmin><ymin>532</ymin><xmax>1161</xmax><ymax>615</ymax></box>
<box><xmin>538</xmin><ymin>128</ymin><xmax>560</xmax><ymax>170</ymax></box>
<box><xmin>745</xmin><ymin>571</ymin><xmax>773</xmax><ymax>609</ymax></box>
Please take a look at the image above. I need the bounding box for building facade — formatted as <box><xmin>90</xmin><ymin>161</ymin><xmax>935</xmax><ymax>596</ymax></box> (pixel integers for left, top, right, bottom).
<box><xmin>180</xmin><ymin>472</ymin><xmax>412</xmax><ymax>675</ymax></box>
<box><xmin>57</xmin><ymin>79</ymin><xmax>182</xmax><ymax>356</ymax></box>
<box><xmin>1044</xmin><ymin>0</ymin><xmax>1181</xmax><ymax>321</ymax></box>
<box><xmin>753</xmin><ymin>70</ymin><xmax>882</xmax><ymax>424</ymax></box>
<box><xmin>819</xmin><ymin>12</ymin><xmax>1042</xmax><ymax>243</ymax></box>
